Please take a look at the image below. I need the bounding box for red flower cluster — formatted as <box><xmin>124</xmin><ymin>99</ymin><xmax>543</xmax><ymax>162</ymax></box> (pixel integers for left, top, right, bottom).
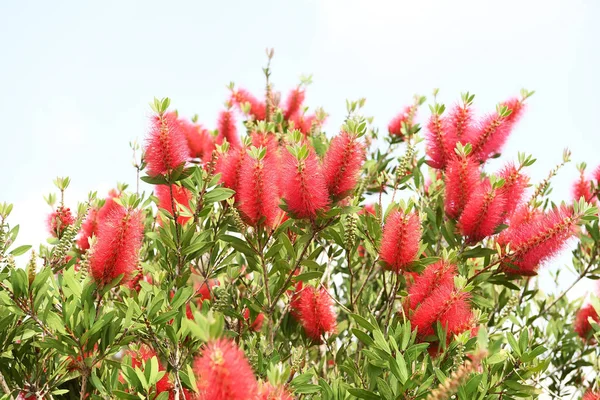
<box><xmin>498</xmin><ymin>205</ymin><xmax>578</xmax><ymax>275</ymax></box>
<box><xmin>47</xmin><ymin>206</ymin><xmax>75</xmax><ymax>238</ymax></box>
<box><xmin>238</xmin><ymin>152</ymin><xmax>282</xmax><ymax>227</ymax></box>
<box><xmin>194</xmin><ymin>339</ymin><xmax>258</xmax><ymax>400</ymax></box>
<box><xmin>458</xmin><ymin>179</ymin><xmax>506</xmax><ymax>242</ymax></box>
<box><xmin>257</xmin><ymin>382</ymin><xmax>294</xmax><ymax>400</ymax></box>
<box><xmin>323</xmin><ymin>131</ymin><xmax>365</xmax><ymax>201</ymax></box>
<box><xmin>89</xmin><ymin>205</ymin><xmax>144</xmax><ymax>286</ymax></box>
<box><xmin>281</xmin><ymin>149</ymin><xmax>329</xmax><ymax>219</ymax></box>
<box><xmin>179</xmin><ymin>118</ymin><xmax>214</xmax><ymax>162</ymax></box>
<box><xmin>77</xmin><ymin>190</ymin><xmax>121</xmax><ymax>251</ymax></box>
<box><xmin>574</xmin><ymin>304</ymin><xmax>599</xmax><ymax>340</ymax></box>
<box><xmin>425</xmin><ymin>95</ymin><xmax>525</xmax><ymax>168</ymax></box>
<box><xmin>408</xmin><ymin>261</ymin><xmax>474</xmax><ymax>343</ymax></box>
<box><xmin>155</xmin><ymin>184</ymin><xmax>193</xmax><ymax>225</ymax></box>
<box><xmin>145</xmin><ymin>111</ymin><xmax>189</xmax><ymax>177</ymax></box>
<box><xmin>572</xmin><ymin>165</ymin><xmax>599</xmax><ymax>204</ymax></box>
<box><xmin>129</xmin><ymin>345</ymin><xmax>198</xmax><ymax>399</ymax></box>
<box><xmin>584</xmin><ymin>390</ymin><xmax>600</xmax><ymax>400</ymax></box>
<box><xmin>388</xmin><ymin>104</ymin><xmax>418</xmax><ymax>139</ymax></box>
<box><xmin>216</xmin><ymin>110</ymin><xmax>241</xmax><ymax>149</ymax></box>
<box><xmin>290</xmin><ymin>285</ymin><xmax>337</xmax><ymax>341</ymax></box>
<box><xmin>444</xmin><ymin>155</ymin><xmax>481</xmax><ymax>219</ymax></box>
<box><xmin>379</xmin><ymin>209</ymin><xmax>421</xmax><ymax>272</ymax></box>
<box><xmin>231</xmin><ymin>88</ymin><xmax>267</xmax><ymax>121</ymax></box>
<box><xmin>243</xmin><ymin>308</ymin><xmax>265</xmax><ymax>331</ymax></box>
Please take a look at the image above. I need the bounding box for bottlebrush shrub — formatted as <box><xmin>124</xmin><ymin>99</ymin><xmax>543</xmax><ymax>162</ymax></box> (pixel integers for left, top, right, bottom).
<box><xmin>3</xmin><ymin>57</ymin><xmax>600</xmax><ymax>400</ymax></box>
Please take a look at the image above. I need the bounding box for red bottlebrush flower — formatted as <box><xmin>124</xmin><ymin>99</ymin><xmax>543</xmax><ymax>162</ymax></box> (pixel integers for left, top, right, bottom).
<box><xmin>574</xmin><ymin>304</ymin><xmax>599</xmax><ymax>340</ymax></box>
<box><xmin>145</xmin><ymin>111</ymin><xmax>189</xmax><ymax>177</ymax></box>
<box><xmin>231</xmin><ymin>88</ymin><xmax>267</xmax><ymax>121</ymax></box>
<box><xmin>77</xmin><ymin>207</ymin><xmax>98</xmax><ymax>250</ymax></box>
<box><xmin>573</xmin><ymin>169</ymin><xmax>595</xmax><ymax>204</ymax></box>
<box><xmin>323</xmin><ymin>131</ymin><xmax>365</xmax><ymax>201</ymax></box>
<box><xmin>470</xmin><ymin>98</ymin><xmax>525</xmax><ymax>162</ymax></box>
<box><xmin>445</xmin><ymin>103</ymin><xmax>475</xmax><ymax>151</ymax></box>
<box><xmin>289</xmin><ymin>112</ymin><xmax>316</xmax><ymax>135</ymax></box>
<box><xmin>408</xmin><ymin>261</ymin><xmax>456</xmax><ymax>310</ymax></box>
<box><xmin>388</xmin><ymin>105</ymin><xmax>415</xmax><ymax>138</ymax></box>
<box><xmin>257</xmin><ymin>382</ymin><xmax>293</xmax><ymax>400</ymax></box>
<box><xmin>89</xmin><ymin>206</ymin><xmax>144</xmax><ymax>286</ymax></box>
<box><xmin>499</xmin><ymin>205</ymin><xmax>578</xmax><ymax>275</ymax></box>
<box><xmin>194</xmin><ymin>339</ymin><xmax>258</xmax><ymax>400</ymax></box>
<box><xmin>498</xmin><ymin>163</ymin><xmax>529</xmax><ymax>218</ymax></box>
<box><xmin>281</xmin><ymin>149</ymin><xmax>329</xmax><ymax>219</ymax></box>
<box><xmin>583</xmin><ymin>390</ymin><xmax>600</xmax><ymax>400</ymax></box>
<box><xmin>243</xmin><ymin>308</ymin><xmax>265</xmax><ymax>331</ymax></box>
<box><xmin>379</xmin><ymin>209</ymin><xmax>421</xmax><ymax>273</ymax></box>
<box><xmin>47</xmin><ymin>206</ymin><xmax>75</xmax><ymax>238</ymax></box>
<box><xmin>292</xmin><ymin>285</ymin><xmax>337</xmax><ymax>341</ymax></box>
<box><xmin>216</xmin><ymin>147</ymin><xmax>247</xmax><ymax>194</ymax></box>
<box><xmin>283</xmin><ymin>87</ymin><xmax>305</xmax><ymax>120</ymax></box>
<box><xmin>197</xmin><ymin>279</ymin><xmax>219</xmax><ymax>302</ymax></box>
<box><xmin>238</xmin><ymin>152</ymin><xmax>282</xmax><ymax>227</ymax></box>
<box><xmin>426</xmin><ymin>112</ymin><xmax>452</xmax><ymax>170</ymax></box>
<box><xmin>96</xmin><ymin>189</ymin><xmax>121</xmax><ymax>223</ymax></box>
<box><xmin>409</xmin><ymin>283</ymin><xmax>473</xmax><ymax>340</ymax></box>
<box><xmin>594</xmin><ymin>165</ymin><xmax>600</xmax><ymax>183</ymax></box>
<box><xmin>216</xmin><ymin>110</ymin><xmax>241</xmax><ymax>149</ymax></box>
<box><xmin>458</xmin><ymin>180</ymin><xmax>507</xmax><ymax>242</ymax></box>
<box><xmin>180</xmin><ymin>118</ymin><xmax>214</xmax><ymax>160</ymax></box>
<box><xmin>155</xmin><ymin>184</ymin><xmax>193</xmax><ymax>225</ymax></box>
<box><xmin>360</xmin><ymin>203</ymin><xmax>376</xmax><ymax>216</ymax></box>
<box><xmin>444</xmin><ymin>155</ymin><xmax>481</xmax><ymax>219</ymax></box>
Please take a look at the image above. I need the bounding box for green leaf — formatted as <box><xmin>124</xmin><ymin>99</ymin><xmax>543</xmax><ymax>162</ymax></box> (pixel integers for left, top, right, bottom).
<box><xmin>347</xmin><ymin>388</ymin><xmax>380</xmax><ymax>400</ymax></box>
<box><xmin>204</xmin><ymin>188</ymin><xmax>235</xmax><ymax>203</ymax></box>
<box><xmin>9</xmin><ymin>245</ymin><xmax>31</xmax><ymax>256</ymax></box>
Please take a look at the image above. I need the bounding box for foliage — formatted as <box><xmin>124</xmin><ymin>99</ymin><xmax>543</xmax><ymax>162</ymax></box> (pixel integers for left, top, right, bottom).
<box><xmin>1</xmin><ymin>52</ymin><xmax>600</xmax><ymax>400</ymax></box>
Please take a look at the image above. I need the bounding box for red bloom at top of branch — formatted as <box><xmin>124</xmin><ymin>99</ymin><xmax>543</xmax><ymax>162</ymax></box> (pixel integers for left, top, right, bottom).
<box><xmin>281</xmin><ymin>149</ymin><xmax>329</xmax><ymax>219</ymax></box>
<box><xmin>379</xmin><ymin>209</ymin><xmax>421</xmax><ymax>273</ymax></box>
<box><xmin>243</xmin><ymin>308</ymin><xmax>265</xmax><ymax>332</ymax></box>
<box><xmin>498</xmin><ymin>163</ymin><xmax>529</xmax><ymax>218</ymax></box>
<box><xmin>238</xmin><ymin>152</ymin><xmax>282</xmax><ymax>227</ymax></box>
<box><xmin>426</xmin><ymin>112</ymin><xmax>451</xmax><ymax>170</ymax></box>
<box><xmin>155</xmin><ymin>184</ymin><xmax>193</xmax><ymax>225</ymax></box>
<box><xmin>216</xmin><ymin>110</ymin><xmax>241</xmax><ymax>149</ymax></box>
<box><xmin>388</xmin><ymin>105</ymin><xmax>416</xmax><ymax>139</ymax></box>
<box><xmin>409</xmin><ymin>283</ymin><xmax>474</xmax><ymax>341</ymax></box>
<box><xmin>583</xmin><ymin>390</ymin><xmax>600</xmax><ymax>400</ymax></box>
<box><xmin>445</xmin><ymin>103</ymin><xmax>475</xmax><ymax>151</ymax></box>
<box><xmin>458</xmin><ymin>180</ymin><xmax>507</xmax><ymax>242</ymax></box>
<box><xmin>231</xmin><ymin>88</ymin><xmax>267</xmax><ymax>121</ymax></box>
<box><xmin>293</xmin><ymin>285</ymin><xmax>337</xmax><ymax>342</ymax></box>
<box><xmin>216</xmin><ymin>147</ymin><xmax>247</xmax><ymax>195</ymax></box>
<box><xmin>289</xmin><ymin>112</ymin><xmax>317</xmax><ymax>136</ymax></box>
<box><xmin>96</xmin><ymin>189</ymin><xmax>121</xmax><ymax>223</ymax></box>
<box><xmin>77</xmin><ymin>206</ymin><xmax>98</xmax><ymax>250</ymax></box>
<box><xmin>194</xmin><ymin>338</ymin><xmax>258</xmax><ymax>400</ymax></box>
<box><xmin>574</xmin><ymin>304</ymin><xmax>599</xmax><ymax>340</ymax></box>
<box><xmin>145</xmin><ymin>111</ymin><xmax>189</xmax><ymax>177</ymax></box>
<box><xmin>499</xmin><ymin>205</ymin><xmax>578</xmax><ymax>275</ymax></box>
<box><xmin>444</xmin><ymin>155</ymin><xmax>481</xmax><ymax>219</ymax></box>
<box><xmin>47</xmin><ymin>206</ymin><xmax>75</xmax><ymax>238</ymax></box>
<box><xmin>179</xmin><ymin>117</ymin><xmax>214</xmax><ymax>160</ymax></box>
<box><xmin>469</xmin><ymin>98</ymin><xmax>525</xmax><ymax>162</ymax></box>
<box><xmin>323</xmin><ymin>131</ymin><xmax>365</xmax><ymax>201</ymax></box>
<box><xmin>408</xmin><ymin>261</ymin><xmax>456</xmax><ymax>310</ymax></box>
<box><xmin>257</xmin><ymin>382</ymin><xmax>294</xmax><ymax>400</ymax></box>
<box><xmin>283</xmin><ymin>87</ymin><xmax>305</xmax><ymax>120</ymax></box>
<box><xmin>89</xmin><ymin>205</ymin><xmax>144</xmax><ymax>286</ymax></box>
<box><xmin>572</xmin><ymin>169</ymin><xmax>595</xmax><ymax>204</ymax></box>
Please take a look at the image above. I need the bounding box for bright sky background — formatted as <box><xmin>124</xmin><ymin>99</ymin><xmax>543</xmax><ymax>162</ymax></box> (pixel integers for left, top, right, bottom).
<box><xmin>1</xmin><ymin>0</ymin><xmax>599</xmax><ymax>295</ymax></box>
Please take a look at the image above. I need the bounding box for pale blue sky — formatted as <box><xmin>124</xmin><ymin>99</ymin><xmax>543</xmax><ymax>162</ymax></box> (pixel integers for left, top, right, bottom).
<box><xmin>1</xmin><ymin>0</ymin><xmax>599</xmax><ymax>293</ymax></box>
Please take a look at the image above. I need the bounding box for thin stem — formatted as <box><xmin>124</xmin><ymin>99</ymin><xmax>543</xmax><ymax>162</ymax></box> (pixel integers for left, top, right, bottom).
<box><xmin>79</xmin><ymin>372</ymin><xmax>88</xmax><ymax>400</ymax></box>
<box><xmin>0</xmin><ymin>371</ymin><xmax>13</xmax><ymax>399</ymax></box>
